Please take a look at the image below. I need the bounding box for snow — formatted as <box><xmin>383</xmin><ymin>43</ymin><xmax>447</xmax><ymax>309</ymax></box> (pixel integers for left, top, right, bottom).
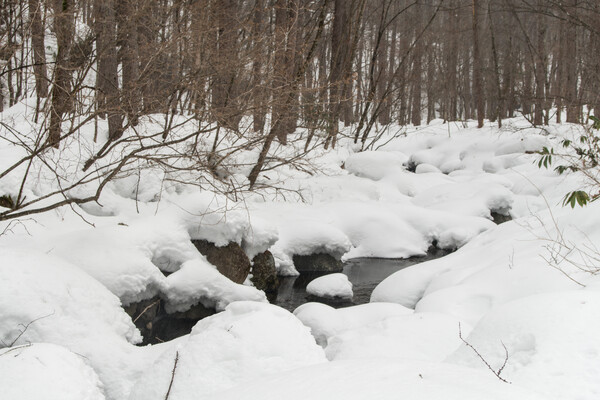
<box><xmin>447</xmin><ymin>290</ymin><xmax>600</xmax><ymax>399</ymax></box>
<box><xmin>163</xmin><ymin>258</ymin><xmax>268</xmax><ymax>312</ymax></box>
<box><xmin>325</xmin><ymin>312</ymin><xmax>468</xmax><ymax>362</ymax></box>
<box><xmin>3</xmin><ymin>100</ymin><xmax>600</xmax><ymax>400</ymax></box>
<box><xmin>128</xmin><ymin>302</ymin><xmax>327</xmax><ymax>400</ymax></box>
<box><xmin>306</xmin><ymin>273</ymin><xmax>353</xmax><ymax>300</ymax></box>
<box><xmin>0</xmin><ymin>247</ymin><xmax>145</xmax><ymax>399</ymax></box>
<box><xmin>0</xmin><ymin>343</ymin><xmax>105</xmax><ymax>400</ymax></box>
<box><xmin>209</xmin><ymin>359</ymin><xmax>545</xmax><ymax>400</ymax></box>
<box><xmin>294</xmin><ymin>302</ymin><xmax>413</xmax><ymax>347</ymax></box>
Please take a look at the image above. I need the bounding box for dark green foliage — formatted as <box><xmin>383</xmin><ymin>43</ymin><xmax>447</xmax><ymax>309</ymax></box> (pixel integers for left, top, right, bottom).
<box><xmin>536</xmin><ymin>116</ymin><xmax>600</xmax><ymax>208</ymax></box>
<box><xmin>563</xmin><ymin>190</ymin><xmax>590</xmax><ymax>208</ymax></box>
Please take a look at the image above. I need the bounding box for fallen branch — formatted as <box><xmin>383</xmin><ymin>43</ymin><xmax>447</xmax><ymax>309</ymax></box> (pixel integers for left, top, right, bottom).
<box><xmin>0</xmin><ymin>311</ymin><xmax>55</xmax><ymax>348</ymax></box>
<box><xmin>458</xmin><ymin>323</ymin><xmax>511</xmax><ymax>384</ymax></box>
<box><xmin>165</xmin><ymin>351</ymin><xmax>180</xmax><ymax>400</ymax></box>
<box><xmin>133</xmin><ymin>300</ymin><xmax>161</xmax><ymax>324</ymax></box>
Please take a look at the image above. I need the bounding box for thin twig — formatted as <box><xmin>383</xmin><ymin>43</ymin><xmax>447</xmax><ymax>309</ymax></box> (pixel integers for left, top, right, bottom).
<box><xmin>458</xmin><ymin>323</ymin><xmax>511</xmax><ymax>384</ymax></box>
<box><xmin>164</xmin><ymin>351</ymin><xmax>180</xmax><ymax>400</ymax></box>
<box><xmin>133</xmin><ymin>300</ymin><xmax>160</xmax><ymax>324</ymax></box>
<box><xmin>1</xmin><ymin>311</ymin><xmax>55</xmax><ymax>348</ymax></box>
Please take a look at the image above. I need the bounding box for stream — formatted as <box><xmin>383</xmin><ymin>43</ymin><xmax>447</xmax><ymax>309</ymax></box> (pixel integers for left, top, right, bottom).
<box><xmin>272</xmin><ymin>248</ymin><xmax>450</xmax><ymax>312</ymax></box>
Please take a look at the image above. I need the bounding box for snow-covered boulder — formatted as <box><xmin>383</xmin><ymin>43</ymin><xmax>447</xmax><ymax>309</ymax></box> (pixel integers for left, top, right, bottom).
<box><xmin>344</xmin><ymin>150</ymin><xmax>408</xmax><ymax>180</ymax></box>
<box><xmin>0</xmin><ymin>247</ymin><xmax>144</xmax><ymax>400</ymax></box>
<box><xmin>0</xmin><ymin>343</ymin><xmax>105</xmax><ymax>400</ymax></box>
<box><xmin>192</xmin><ymin>239</ymin><xmax>251</xmax><ymax>284</ymax></box>
<box><xmin>294</xmin><ymin>302</ymin><xmax>413</xmax><ymax>347</ymax></box>
<box><xmin>128</xmin><ymin>302</ymin><xmax>327</xmax><ymax>400</ymax></box>
<box><xmin>306</xmin><ymin>273</ymin><xmax>353</xmax><ymax>300</ymax></box>
<box><xmin>163</xmin><ymin>258</ymin><xmax>267</xmax><ymax>313</ymax></box>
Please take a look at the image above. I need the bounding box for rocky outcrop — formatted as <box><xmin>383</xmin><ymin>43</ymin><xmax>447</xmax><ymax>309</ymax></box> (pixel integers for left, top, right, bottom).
<box><xmin>292</xmin><ymin>253</ymin><xmax>343</xmax><ymax>273</ymax></box>
<box><xmin>251</xmin><ymin>251</ymin><xmax>279</xmax><ymax>298</ymax></box>
<box><xmin>192</xmin><ymin>239</ymin><xmax>251</xmax><ymax>284</ymax></box>
<box><xmin>124</xmin><ymin>296</ymin><xmax>216</xmax><ymax>345</ymax></box>
<box><xmin>491</xmin><ymin>211</ymin><xmax>512</xmax><ymax>224</ymax></box>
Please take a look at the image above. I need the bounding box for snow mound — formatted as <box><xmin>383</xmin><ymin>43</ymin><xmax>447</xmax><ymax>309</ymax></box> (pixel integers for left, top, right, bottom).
<box><xmin>371</xmin><ymin>252</ymin><xmax>459</xmax><ymax>308</ymax></box>
<box><xmin>168</xmin><ymin>191</ymin><xmax>278</xmax><ymax>257</ymax></box>
<box><xmin>448</xmin><ymin>291</ymin><xmax>600</xmax><ymax>400</ymax></box>
<box><xmin>270</xmin><ymin>221</ymin><xmax>352</xmax><ymax>275</ymax></box>
<box><xmin>306</xmin><ymin>273</ymin><xmax>353</xmax><ymax>300</ymax></box>
<box><xmin>415</xmin><ymin>163</ymin><xmax>442</xmax><ymax>174</ymax></box>
<box><xmin>344</xmin><ymin>150</ymin><xmax>408</xmax><ymax>180</ymax></box>
<box><xmin>210</xmin><ymin>358</ymin><xmax>545</xmax><ymax>400</ymax></box>
<box><xmin>128</xmin><ymin>302</ymin><xmax>327</xmax><ymax>400</ymax></box>
<box><xmin>42</xmin><ymin>226</ymin><xmax>168</xmax><ymax>305</ymax></box>
<box><xmin>294</xmin><ymin>302</ymin><xmax>413</xmax><ymax>347</ymax></box>
<box><xmin>0</xmin><ymin>343</ymin><xmax>105</xmax><ymax>400</ymax></box>
<box><xmin>412</xmin><ymin>180</ymin><xmax>513</xmax><ymax>219</ymax></box>
<box><xmin>325</xmin><ymin>312</ymin><xmax>468</xmax><ymax>362</ymax></box>
<box><xmin>0</xmin><ymin>247</ymin><xmax>145</xmax><ymax>400</ymax></box>
<box><xmin>163</xmin><ymin>258</ymin><xmax>268</xmax><ymax>312</ymax></box>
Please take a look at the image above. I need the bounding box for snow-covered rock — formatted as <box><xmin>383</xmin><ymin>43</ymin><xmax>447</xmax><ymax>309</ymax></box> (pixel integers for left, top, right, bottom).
<box><xmin>306</xmin><ymin>273</ymin><xmax>353</xmax><ymax>300</ymax></box>
<box><xmin>0</xmin><ymin>343</ymin><xmax>106</xmax><ymax>400</ymax></box>
<box><xmin>128</xmin><ymin>302</ymin><xmax>327</xmax><ymax>400</ymax></box>
<box><xmin>163</xmin><ymin>258</ymin><xmax>268</xmax><ymax>313</ymax></box>
<box><xmin>294</xmin><ymin>302</ymin><xmax>413</xmax><ymax>347</ymax></box>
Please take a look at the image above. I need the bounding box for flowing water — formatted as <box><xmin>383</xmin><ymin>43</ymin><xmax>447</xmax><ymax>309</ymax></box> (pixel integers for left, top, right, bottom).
<box><xmin>272</xmin><ymin>248</ymin><xmax>450</xmax><ymax>312</ymax></box>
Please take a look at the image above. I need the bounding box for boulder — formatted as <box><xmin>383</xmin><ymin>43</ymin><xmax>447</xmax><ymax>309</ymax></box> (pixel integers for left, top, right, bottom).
<box><xmin>293</xmin><ymin>253</ymin><xmax>343</xmax><ymax>273</ymax></box>
<box><xmin>123</xmin><ymin>296</ymin><xmax>161</xmax><ymax>343</ymax></box>
<box><xmin>251</xmin><ymin>250</ymin><xmax>279</xmax><ymax>297</ymax></box>
<box><xmin>192</xmin><ymin>239</ymin><xmax>251</xmax><ymax>284</ymax></box>
<box><xmin>151</xmin><ymin>302</ymin><xmax>216</xmax><ymax>344</ymax></box>
<box><xmin>125</xmin><ymin>296</ymin><xmax>216</xmax><ymax>345</ymax></box>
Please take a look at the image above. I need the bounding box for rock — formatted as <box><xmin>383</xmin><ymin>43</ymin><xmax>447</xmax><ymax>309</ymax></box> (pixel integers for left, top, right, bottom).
<box><xmin>125</xmin><ymin>296</ymin><xmax>217</xmax><ymax>345</ymax></box>
<box><xmin>293</xmin><ymin>253</ymin><xmax>343</xmax><ymax>273</ymax></box>
<box><xmin>251</xmin><ymin>251</ymin><xmax>279</xmax><ymax>297</ymax></box>
<box><xmin>192</xmin><ymin>239</ymin><xmax>251</xmax><ymax>284</ymax></box>
<box><xmin>123</xmin><ymin>296</ymin><xmax>162</xmax><ymax>343</ymax></box>
<box><xmin>491</xmin><ymin>211</ymin><xmax>512</xmax><ymax>224</ymax></box>
<box><xmin>306</xmin><ymin>273</ymin><xmax>353</xmax><ymax>300</ymax></box>
<box><xmin>151</xmin><ymin>302</ymin><xmax>216</xmax><ymax>344</ymax></box>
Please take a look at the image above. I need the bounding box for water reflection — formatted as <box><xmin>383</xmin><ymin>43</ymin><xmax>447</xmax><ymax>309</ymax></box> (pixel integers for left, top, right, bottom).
<box><xmin>272</xmin><ymin>250</ymin><xmax>449</xmax><ymax>312</ymax></box>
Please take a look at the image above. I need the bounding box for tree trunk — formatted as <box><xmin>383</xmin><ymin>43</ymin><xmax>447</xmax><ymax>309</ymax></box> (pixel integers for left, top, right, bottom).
<box><xmin>28</xmin><ymin>0</ymin><xmax>48</xmax><ymax>98</ymax></box>
<box><xmin>95</xmin><ymin>0</ymin><xmax>123</xmax><ymax>140</ymax></box>
<box><xmin>48</xmin><ymin>0</ymin><xmax>75</xmax><ymax>148</ymax></box>
<box><xmin>117</xmin><ymin>0</ymin><xmax>140</xmax><ymax>126</ymax></box>
<box><xmin>472</xmin><ymin>0</ymin><xmax>484</xmax><ymax>128</ymax></box>
<box><xmin>565</xmin><ymin>0</ymin><xmax>579</xmax><ymax>123</ymax></box>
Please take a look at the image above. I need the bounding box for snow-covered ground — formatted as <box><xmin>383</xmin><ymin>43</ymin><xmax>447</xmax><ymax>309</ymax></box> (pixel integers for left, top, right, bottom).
<box><xmin>1</xmin><ymin>104</ymin><xmax>599</xmax><ymax>400</ymax></box>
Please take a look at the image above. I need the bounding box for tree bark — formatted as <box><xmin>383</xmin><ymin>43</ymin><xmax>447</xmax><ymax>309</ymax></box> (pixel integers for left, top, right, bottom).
<box><xmin>472</xmin><ymin>0</ymin><xmax>484</xmax><ymax>128</ymax></box>
<box><xmin>48</xmin><ymin>0</ymin><xmax>75</xmax><ymax>148</ymax></box>
<box><xmin>28</xmin><ymin>0</ymin><xmax>48</xmax><ymax>99</ymax></box>
<box><xmin>94</xmin><ymin>0</ymin><xmax>123</xmax><ymax>140</ymax></box>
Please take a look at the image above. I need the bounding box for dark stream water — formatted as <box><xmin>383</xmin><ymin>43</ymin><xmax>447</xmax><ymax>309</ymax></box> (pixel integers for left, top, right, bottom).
<box><xmin>271</xmin><ymin>248</ymin><xmax>450</xmax><ymax>312</ymax></box>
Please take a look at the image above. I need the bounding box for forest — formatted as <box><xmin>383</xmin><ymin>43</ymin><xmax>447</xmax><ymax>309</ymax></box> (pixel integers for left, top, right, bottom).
<box><xmin>3</xmin><ymin>2</ymin><xmax>600</xmax><ymax>400</ymax></box>
<box><xmin>1</xmin><ymin>1</ymin><xmax>598</xmax><ymax>191</ymax></box>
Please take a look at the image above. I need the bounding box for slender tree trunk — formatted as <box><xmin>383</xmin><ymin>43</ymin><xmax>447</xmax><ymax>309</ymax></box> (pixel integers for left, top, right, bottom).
<box><xmin>211</xmin><ymin>0</ymin><xmax>240</xmax><ymax>131</ymax></box>
<box><xmin>94</xmin><ymin>0</ymin><xmax>123</xmax><ymax>140</ymax></box>
<box><xmin>472</xmin><ymin>0</ymin><xmax>484</xmax><ymax>128</ymax></box>
<box><xmin>28</xmin><ymin>0</ymin><xmax>48</xmax><ymax>98</ymax></box>
<box><xmin>48</xmin><ymin>0</ymin><xmax>75</xmax><ymax>148</ymax></box>
<box><xmin>533</xmin><ymin>2</ymin><xmax>546</xmax><ymax>126</ymax></box>
<box><xmin>411</xmin><ymin>3</ymin><xmax>423</xmax><ymax>126</ymax></box>
<box><xmin>117</xmin><ymin>0</ymin><xmax>140</xmax><ymax>126</ymax></box>
<box><xmin>565</xmin><ymin>0</ymin><xmax>579</xmax><ymax>123</ymax></box>
<box><xmin>252</xmin><ymin>0</ymin><xmax>267</xmax><ymax>133</ymax></box>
